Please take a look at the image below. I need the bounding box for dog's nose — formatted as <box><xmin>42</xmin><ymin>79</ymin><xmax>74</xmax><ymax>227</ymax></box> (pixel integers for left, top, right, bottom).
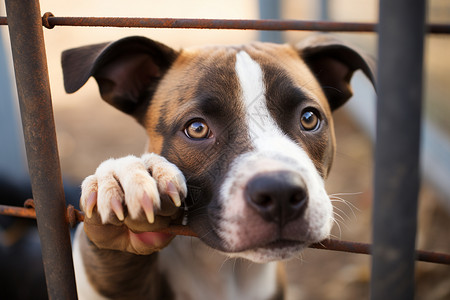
<box><xmin>245</xmin><ymin>171</ymin><xmax>308</xmax><ymax>226</ymax></box>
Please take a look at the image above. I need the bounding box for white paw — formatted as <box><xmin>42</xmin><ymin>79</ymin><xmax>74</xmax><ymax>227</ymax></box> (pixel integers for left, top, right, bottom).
<box><xmin>80</xmin><ymin>154</ymin><xmax>187</xmax><ymax>224</ymax></box>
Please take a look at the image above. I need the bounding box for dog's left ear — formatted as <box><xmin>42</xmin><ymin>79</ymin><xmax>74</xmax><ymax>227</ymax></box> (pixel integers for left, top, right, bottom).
<box><xmin>62</xmin><ymin>36</ymin><xmax>179</xmax><ymax>122</ymax></box>
<box><xmin>297</xmin><ymin>35</ymin><xmax>376</xmax><ymax>111</ymax></box>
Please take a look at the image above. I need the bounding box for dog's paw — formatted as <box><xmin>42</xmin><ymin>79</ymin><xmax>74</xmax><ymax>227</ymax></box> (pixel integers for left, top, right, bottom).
<box><xmin>80</xmin><ymin>154</ymin><xmax>187</xmax><ymax>254</ymax></box>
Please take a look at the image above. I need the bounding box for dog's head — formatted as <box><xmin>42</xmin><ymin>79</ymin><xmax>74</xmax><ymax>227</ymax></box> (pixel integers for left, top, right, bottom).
<box><xmin>62</xmin><ymin>35</ymin><xmax>374</xmax><ymax>262</ymax></box>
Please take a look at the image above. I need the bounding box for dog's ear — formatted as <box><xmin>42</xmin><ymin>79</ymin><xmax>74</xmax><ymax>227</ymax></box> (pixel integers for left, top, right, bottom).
<box><xmin>62</xmin><ymin>36</ymin><xmax>178</xmax><ymax>121</ymax></box>
<box><xmin>297</xmin><ymin>35</ymin><xmax>376</xmax><ymax>111</ymax></box>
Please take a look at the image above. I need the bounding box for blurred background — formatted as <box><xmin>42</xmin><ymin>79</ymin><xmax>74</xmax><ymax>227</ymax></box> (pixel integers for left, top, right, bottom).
<box><xmin>0</xmin><ymin>0</ymin><xmax>449</xmax><ymax>299</ymax></box>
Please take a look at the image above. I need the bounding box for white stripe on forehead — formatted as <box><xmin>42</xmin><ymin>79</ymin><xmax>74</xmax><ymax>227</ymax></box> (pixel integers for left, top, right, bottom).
<box><xmin>235</xmin><ymin>51</ymin><xmax>283</xmax><ymax>143</ymax></box>
<box><xmin>234</xmin><ymin>50</ymin><xmax>315</xmax><ymax>166</ymax></box>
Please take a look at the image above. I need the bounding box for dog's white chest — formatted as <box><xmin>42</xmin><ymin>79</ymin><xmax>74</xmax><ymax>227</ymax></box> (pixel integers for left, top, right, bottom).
<box><xmin>159</xmin><ymin>237</ymin><xmax>279</xmax><ymax>300</ymax></box>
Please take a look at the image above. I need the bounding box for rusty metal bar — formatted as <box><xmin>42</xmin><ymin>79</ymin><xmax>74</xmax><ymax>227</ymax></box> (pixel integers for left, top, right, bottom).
<box><xmin>1</xmin><ymin>203</ymin><xmax>450</xmax><ymax>265</ymax></box>
<box><xmin>0</xmin><ymin>15</ymin><xmax>449</xmax><ymax>33</ymax></box>
<box><xmin>48</xmin><ymin>17</ymin><xmax>375</xmax><ymax>31</ymax></box>
<box><xmin>415</xmin><ymin>249</ymin><xmax>450</xmax><ymax>265</ymax></box>
<box><xmin>371</xmin><ymin>0</ymin><xmax>426</xmax><ymax>299</ymax></box>
<box><xmin>4</xmin><ymin>0</ymin><xmax>78</xmax><ymax>299</ymax></box>
<box><xmin>309</xmin><ymin>240</ymin><xmax>450</xmax><ymax>266</ymax></box>
<box><xmin>0</xmin><ymin>204</ymin><xmax>36</xmax><ymax>219</ymax></box>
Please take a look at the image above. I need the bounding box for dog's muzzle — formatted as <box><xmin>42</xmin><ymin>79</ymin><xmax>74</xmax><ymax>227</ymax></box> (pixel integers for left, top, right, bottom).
<box><xmin>245</xmin><ymin>170</ymin><xmax>308</xmax><ymax>227</ymax></box>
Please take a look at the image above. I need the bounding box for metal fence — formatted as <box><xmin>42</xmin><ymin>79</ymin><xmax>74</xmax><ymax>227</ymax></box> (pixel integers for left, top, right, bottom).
<box><xmin>1</xmin><ymin>0</ymin><xmax>449</xmax><ymax>299</ymax></box>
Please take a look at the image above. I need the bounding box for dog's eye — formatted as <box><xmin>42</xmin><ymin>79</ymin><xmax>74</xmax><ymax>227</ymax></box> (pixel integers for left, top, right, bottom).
<box><xmin>300</xmin><ymin>109</ymin><xmax>320</xmax><ymax>131</ymax></box>
<box><xmin>184</xmin><ymin>119</ymin><xmax>212</xmax><ymax>140</ymax></box>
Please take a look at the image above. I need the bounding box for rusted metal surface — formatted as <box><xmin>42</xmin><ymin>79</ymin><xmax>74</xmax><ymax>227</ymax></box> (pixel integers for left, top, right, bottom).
<box><xmin>42</xmin><ymin>16</ymin><xmax>377</xmax><ymax>32</ymax></box>
<box><xmin>42</xmin><ymin>12</ymin><xmax>55</xmax><ymax>29</ymax></box>
<box><xmin>4</xmin><ymin>0</ymin><xmax>77</xmax><ymax>299</ymax></box>
<box><xmin>156</xmin><ymin>224</ymin><xmax>199</xmax><ymax>237</ymax></box>
<box><xmin>309</xmin><ymin>238</ymin><xmax>371</xmax><ymax>255</ymax></box>
<box><xmin>0</xmin><ymin>204</ymin><xmax>36</xmax><ymax>219</ymax></box>
<box><xmin>0</xmin><ymin>15</ymin><xmax>449</xmax><ymax>33</ymax></box>
<box><xmin>416</xmin><ymin>249</ymin><xmax>450</xmax><ymax>265</ymax></box>
<box><xmin>0</xmin><ymin>204</ymin><xmax>81</xmax><ymax>225</ymax></box>
<box><xmin>1</xmin><ymin>203</ymin><xmax>450</xmax><ymax>265</ymax></box>
<box><xmin>311</xmin><ymin>240</ymin><xmax>450</xmax><ymax>265</ymax></box>
<box><xmin>430</xmin><ymin>24</ymin><xmax>450</xmax><ymax>34</ymax></box>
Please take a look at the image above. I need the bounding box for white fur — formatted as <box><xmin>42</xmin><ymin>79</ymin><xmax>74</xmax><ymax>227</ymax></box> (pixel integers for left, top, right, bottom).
<box><xmin>141</xmin><ymin>153</ymin><xmax>188</xmax><ymax>200</ymax></box>
<box><xmin>215</xmin><ymin>51</ymin><xmax>333</xmax><ymax>262</ymax></box>
<box><xmin>160</xmin><ymin>237</ymin><xmax>278</xmax><ymax>300</ymax></box>
<box><xmin>80</xmin><ymin>154</ymin><xmax>186</xmax><ymax>224</ymax></box>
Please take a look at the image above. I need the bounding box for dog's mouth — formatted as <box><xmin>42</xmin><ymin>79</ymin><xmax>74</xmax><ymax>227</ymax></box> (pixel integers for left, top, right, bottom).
<box><xmin>232</xmin><ymin>238</ymin><xmax>307</xmax><ymax>254</ymax></box>
<box><xmin>227</xmin><ymin>238</ymin><xmax>309</xmax><ymax>263</ymax></box>
<box><xmin>259</xmin><ymin>239</ymin><xmax>305</xmax><ymax>250</ymax></box>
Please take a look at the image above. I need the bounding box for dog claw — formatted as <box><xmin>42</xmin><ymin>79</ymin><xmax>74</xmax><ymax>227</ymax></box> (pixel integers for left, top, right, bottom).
<box><xmin>111</xmin><ymin>197</ymin><xmax>124</xmax><ymax>221</ymax></box>
<box><xmin>85</xmin><ymin>191</ymin><xmax>97</xmax><ymax>219</ymax></box>
<box><xmin>175</xmin><ymin>174</ymin><xmax>188</xmax><ymax>198</ymax></box>
<box><xmin>140</xmin><ymin>192</ymin><xmax>155</xmax><ymax>223</ymax></box>
<box><xmin>166</xmin><ymin>181</ymin><xmax>181</xmax><ymax>207</ymax></box>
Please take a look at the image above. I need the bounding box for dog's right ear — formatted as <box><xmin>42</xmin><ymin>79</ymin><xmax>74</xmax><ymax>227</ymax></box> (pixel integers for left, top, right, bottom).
<box><xmin>297</xmin><ymin>34</ymin><xmax>376</xmax><ymax>111</ymax></box>
<box><xmin>62</xmin><ymin>36</ymin><xmax>178</xmax><ymax>122</ymax></box>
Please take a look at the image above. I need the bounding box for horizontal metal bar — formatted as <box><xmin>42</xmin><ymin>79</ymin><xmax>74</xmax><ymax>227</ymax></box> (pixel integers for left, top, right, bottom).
<box><xmin>0</xmin><ymin>203</ymin><xmax>36</xmax><ymax>219</ymax></box>
<box><xmin>44</xmin><ymin>16</ymin><xmax>377</xmax><ymax>32</ymax></box>
<box><xmin>0</xmin><ymin>15</ymin><xmax>449</xmax><ymax>33</ymax></box>
<box><xmin>1</xmin><ymin>203</ymin><xmax>449</xmax><ymax>265</ymax></box>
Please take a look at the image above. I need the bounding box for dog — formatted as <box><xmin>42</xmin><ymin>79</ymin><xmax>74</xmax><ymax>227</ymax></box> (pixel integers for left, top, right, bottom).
<box><xmin>61</xmin><ymin>34</ymin><xmax>374</xmax><ymax>299</ymax></box>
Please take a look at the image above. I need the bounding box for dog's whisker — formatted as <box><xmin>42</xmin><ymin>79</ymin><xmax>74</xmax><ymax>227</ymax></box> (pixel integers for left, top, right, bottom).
<box><xmin>329</xmin><ymin>192</ymin><xmax>363</xmax><ymax>197</ymax></box>
<box><xmin>332</xmin><ymin>218</ymin><xmax>343</xmax><ymax>239</ymax></box>
<box><xmin>332</xmin><ymin>211</ymin><xmax>346</xmax><ymax>223</ymax></box>
<box><xmin>183</xmin><ymin>205</ymin><xmax>210</xmax><ymax>215</ymax></box>
<box><xmin>293</xmin><ymin>252</ymin><xmax>305</xmax><ymax>264</ymax></box>
<box><xmin>232</xmin><ymin>258</ymin><xmax>239</xmax><ymax>274</ymax></box>
<box><xmin>245</xmin><ymin>260</ymin><xmax>255</xmax><ymax>273</ymax></box>
<box><xmin>333</xmin><ymin>206</ymin><xmax>353</xmax><ymax>222</ymax></box>
<box><xmin>329</xmin><ymin>233</ymin><xmax>341</xmax><ymax>240</ymax></box>
<box><xmin>331</xmin><ymin>202</ymin><xmax>358</xmax><ymax>220</ymax></box>
<box><xmin>333</xmin><ymin>212</ymin><xmax>350</xmax><ymax>230</ymax></box>
<box><xmin>329</xmin><ymin>194</ymin><xmax>361</xmax><ymax>211</ymax></box>
<box><xmin>329</xmin><ymin>194</ymin><xmax>361</xmax><ymax>219</ymax></box>
<box><xmin>219</xmin><ymin>256</ymin><xmax>233</xmax><ymax>273</ymax></box>
<box><xmin>333</xmin><ymin>211</ymin><xmax>351</xmax><ymax>232</ymax></box>
<box><xmin>198</xmin><ymin>229</ymin><xmax>214</xmax><ymax>241</ymax></box>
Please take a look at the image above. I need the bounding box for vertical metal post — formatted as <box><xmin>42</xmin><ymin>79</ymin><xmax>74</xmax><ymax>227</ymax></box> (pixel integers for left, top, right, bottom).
<box><xmin>371</xmin><ymin>0</ymin><xmax>426</xmax><ymax>299</ymax></box>
<box><xmin>258</xmin><ymin>0</ymin><xmax>283</xmax><ymax>43</ymax></box>
<box><xmin>5</xmin><ymin>0</ymin><xmax>78</xmax><ymax>299</ymax></box>
<box><xmin>320</xmin><ymin>0</ymin><xmax>330</xmax><ymax>21</ymax></box>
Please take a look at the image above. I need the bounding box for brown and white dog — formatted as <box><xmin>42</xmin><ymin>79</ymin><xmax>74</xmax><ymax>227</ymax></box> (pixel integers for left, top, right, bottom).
<box><xmin>62</xmin><ymin>35</ymin><xmax>374</xmax><ymax>299</ymax></box>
